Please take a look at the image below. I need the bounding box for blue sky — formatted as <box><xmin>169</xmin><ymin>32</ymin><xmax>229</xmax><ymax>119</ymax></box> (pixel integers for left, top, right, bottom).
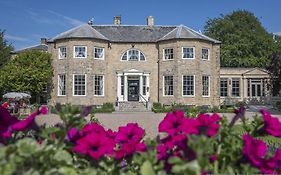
<box><xmin>1</xmin><ymin>0</ymin><xmax>281</xmax><ymax>50</ymax></box>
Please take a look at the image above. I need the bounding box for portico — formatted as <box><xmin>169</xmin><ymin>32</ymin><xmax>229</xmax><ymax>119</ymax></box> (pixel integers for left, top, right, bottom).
<box><xmin>117</xmin><ymin>69</ymin><xmax>150</xmax><ymax>102</ymax></box>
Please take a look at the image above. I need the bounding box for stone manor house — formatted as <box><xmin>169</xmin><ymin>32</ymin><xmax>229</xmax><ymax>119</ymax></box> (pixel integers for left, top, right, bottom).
<box><xmin>17</xmin><ymin>16</ymin><xmax>270</xmax><ymax>110</ymax></box>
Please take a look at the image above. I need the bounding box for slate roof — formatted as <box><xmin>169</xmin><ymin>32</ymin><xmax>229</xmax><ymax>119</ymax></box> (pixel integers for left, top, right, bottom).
<box><xmin>49</xmin><ymin>24</ymin><xmax>220</xmax><ymax>43</ymax></box>
<box><xmin>12</xmin><ymin>44</ymin><xmax>48</xmax><ymax>54</ymax></box>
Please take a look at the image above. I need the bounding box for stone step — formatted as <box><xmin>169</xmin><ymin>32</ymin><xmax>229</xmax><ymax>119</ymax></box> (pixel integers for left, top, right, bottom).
<box><xmin>116</xmin><ymin>101</ymin><xmax>151</xmax><ymax>112</ymax></box>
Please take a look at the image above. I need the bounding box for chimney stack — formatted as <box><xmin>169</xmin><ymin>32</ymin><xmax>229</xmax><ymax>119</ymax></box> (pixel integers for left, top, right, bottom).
<box><xmin>114</xmin><ymin>16</ymin><xmax>121</xmax><ymax>25</ymax></box>
<box><xmin>41</xmin><ymin>38</ymin><xmax>47</xmax><ymax>45</ymax></box>
<box><xmin>88</xmin><ymin>18</ymin><xmax>94</xmax><ymax>25</ymax></box>
<box><xmin>147</xmin><ymin>16</ymin><xmax>154</xmax><ymax>26</ymax></box>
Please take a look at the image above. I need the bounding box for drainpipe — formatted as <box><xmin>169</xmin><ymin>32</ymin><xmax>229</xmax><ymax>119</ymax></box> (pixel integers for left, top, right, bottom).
<box><xmin>157</xmin><ymin>43</ymin><xmax>160</xmax><ymax>102</ymax></box>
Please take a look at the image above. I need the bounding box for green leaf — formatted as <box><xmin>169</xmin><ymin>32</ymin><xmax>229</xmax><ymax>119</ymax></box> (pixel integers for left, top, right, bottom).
<box><xmin>171</xmin><ymin>160</ymin><xmax>201</xmax><ymax>175</ymax></box>
<box><xmin>140</xmin><ymin>161</ymin><xmax>156</xmax><ymax>175</ymax></box>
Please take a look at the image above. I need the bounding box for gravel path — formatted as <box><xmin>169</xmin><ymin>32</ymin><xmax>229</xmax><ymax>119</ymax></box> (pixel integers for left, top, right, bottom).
<box><xmin>35</xmin><ymin>109</ymin><xmax>281</xmax><ymax>139</ymax></box>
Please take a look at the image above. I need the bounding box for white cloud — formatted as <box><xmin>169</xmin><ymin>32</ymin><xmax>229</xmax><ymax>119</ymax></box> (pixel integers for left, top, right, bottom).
<box><xmin>48</xmin><ymin>10</ymin><xmax>84</xmax><ymax>26</ymax></box>
<box><xmin>274</xmin><ymin>31</ymin><xmax>281</xmax><ymax>36</ymax></box>
<box><xmin>5</xmin><ymin>34</ymin><xmax>29</xmax><ymax>42</ymax></box>
<box><xmin>26</xmin><ymin>9</ymin><xmax>55</xmax><ymax>25</ymax></box>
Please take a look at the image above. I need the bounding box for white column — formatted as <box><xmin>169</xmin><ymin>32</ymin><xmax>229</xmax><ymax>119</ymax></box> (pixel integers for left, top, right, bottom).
<box><xmin>146</xmin><ymin>75</ymin><xmax>150</xmax><ymax>101</ymax></box>
<box><xmin>117</xmin><ymin>75</ymin><xmax>121</xmax><ymax>101</ymax></box>
<box><xmin>139</xmin><ymin>75</ymin><xmax>143</xmax><ymax>102</ymax></box>
<box><xmin>124</xmin><ymin>75</ymin><xmax>128</xmax><ymax>101</ymax></box>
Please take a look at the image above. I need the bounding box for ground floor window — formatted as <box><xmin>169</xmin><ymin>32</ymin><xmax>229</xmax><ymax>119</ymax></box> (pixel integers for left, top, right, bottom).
<box><xmin>164</xmin><ymin>76</ymin><xmax>173</xmax><ymax>96</ymax></box>
<box><xmin>231</xmin><ymin>78</ymin><xmax>240</xmax><ymax>97</ymax></box>
<box><xmin>73</xmin><ymin>74</ymin><xmax>86</xmax><ymax>96</ymax></box>
<box><xmin>182</xmin><ymin>75</ymin><xmax>194</xmax><ymax>96</ymax></box>
<box><xmin>121</xmin><ymin>76</ymin><xmax>124</xmax><ymax>96</ymax></box>
<box><xmin>220</xmin><ymin>78</ymin><xmax>228</xmax><ymax>97</ymax></box>
<box><xmin>94</xmin><ymin>75</ymin><xmax>104</xmax><ymax>96</ymax></box>
<box><xmin>247</xmin><ymin>78</ymin><xmax>265</xmax><ymax>97</ymax></box>
<box><xmin>202</xmin><ymin>75</ymin><xmax>210</xmax><ymax>96</ymax></box>
<box><xmin>58</xmin><ymin>74</ymin><xmax>66</xmax><ymax>96</ymax></box>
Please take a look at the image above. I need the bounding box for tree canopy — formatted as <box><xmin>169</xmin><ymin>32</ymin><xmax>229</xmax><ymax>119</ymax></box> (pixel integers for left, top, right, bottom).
<box><xmin>0</xmin><ymin>30</ymin><xmax>13</xmax><ymax>68</ymax></box>
<box><xmin>204</xmin><ymin>10</ymin><xmax>277</xmax><ymax>67</ymax></box>
<box><xmin>0</xmin><ymin>51</ymin><xmax>53</xmax><ymax>100</ymax></box>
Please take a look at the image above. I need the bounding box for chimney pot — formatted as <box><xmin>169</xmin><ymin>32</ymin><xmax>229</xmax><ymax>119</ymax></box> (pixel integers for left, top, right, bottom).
<box><xmin>147</xmin><ymin>16</ymin><xmax>154</xmax><ymax>26</ymax></box>
<box><xmin>114</xmin><ymin>16</ymin><xmax>121</xmax><ymax>25</ymax></box>
<box><xmin>41</xmin><ymin>38</ymin><xmax>47</xmax><ymax>45</ymax></box>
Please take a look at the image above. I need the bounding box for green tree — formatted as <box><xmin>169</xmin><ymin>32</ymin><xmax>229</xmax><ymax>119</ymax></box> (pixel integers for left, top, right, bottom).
<box><xmin>267</xmin><ymin>52</ymin><xmax>281</xmax><ymax>96</ymax></box>
<box><xmin>0</xmin><ymin>30</ymin><xmax>13</xmax><ymax>68</ymax></box>
<box><xmin>0</xmin><ymin>51</ymin><xmax>53</xmax><ymax>102</ymax></box>
<box><xmin>204</xmin><ymin>10</ymin><xmax>276</xmax><ymax>67</ymax></box>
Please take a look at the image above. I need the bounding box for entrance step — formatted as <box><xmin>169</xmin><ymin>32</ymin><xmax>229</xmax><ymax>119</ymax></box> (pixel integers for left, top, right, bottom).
<box><xmin>116</xmin><ymin>101</ymin><xmax>151</xmax><ymax>112</ymax></box>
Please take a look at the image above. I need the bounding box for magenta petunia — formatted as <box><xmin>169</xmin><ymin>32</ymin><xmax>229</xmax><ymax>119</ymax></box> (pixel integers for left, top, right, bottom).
<box><xmin>273</xmin><ymin>149</ymin><xmax>281</xmax><ymax>171</ymax></box>
<box><xmin>80</xmin><ymin>122</ymin><xmax>106</xmax><ymax>136</ymax></box>
<box><xmin>67</xmin><ymin>128</ymin><xmax>80</xmax><ymax>142</ymax></box>
<box><xmin>209</xmin><ymin>155</ymin><xmax>218</xmax><ymax>163</ymax></box>
<box><xmin>242</xmin><ymin>134</ymin><xmax>267</xmax><ymax>167</ymax></box>
<box><xmin>114</xmin><ymin>141</ymin><xmax>147</xmax><ymax>160</ymax></box>
<box><xmin>73</xmin><ymin>132</ymin><xmax>114</xmax><ymax>160</ymax></box>
<box><xmin>259</xmin><ymin>157</ymin><xmax>277</xmax><ymax>174</ymax></box>
<box><xmin>260</xmin><ymin>109</ymin><xmax>281</xmax><ymax>137</ymax></box>
<box><xmin>159</xmin><ymin>110</ymin><xmax>189</xmax><ymax>135</ymax></box>
<box><xmin>196</xmin><ymin>113</ymin><xmax>221</xmax><ymax>137</ymax></box>
<box><xmin>115</xmin><ymin>123</ymin><xmax>144</xmax><ymax>143</ymax></box>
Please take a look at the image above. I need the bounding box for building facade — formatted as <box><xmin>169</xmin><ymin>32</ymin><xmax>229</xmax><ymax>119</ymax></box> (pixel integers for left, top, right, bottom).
<box><xmin>48</xmin><ymin>16</ymin><xmax>222</xmax><ymax>108</ymax></box>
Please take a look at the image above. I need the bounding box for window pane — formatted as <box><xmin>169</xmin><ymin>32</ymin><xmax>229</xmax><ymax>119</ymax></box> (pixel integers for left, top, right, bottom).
<box><xmin>59</xmin><ymin>47</ymin><xmax>67</xmax><ymax>59</ymax></box>
<box><xmin>143</xmin><ymin>76</ymin><xmax>146</xmax><ymax>95</ymax></box>
<box><xmin>94</xmin><ymin>47</ymin><xmax>104</xmax><ymax>59</ymax></box>
<box><xmin>231</xmin><ymin>78</ymin><xmax>240</xmax><ymax>97</ymax></box>
<box><xmin>202</xmin><ymin>76</ymin><xmax>210</xmax><ymax>96</ymax></box>
<box><xmin>75</xmin><ymin>46</ymin><xmax>86</xmax><ymax>58</ymax></box>
<box><xmin>58</xmin><ymin>74</ymin><xmax>66</xmax><ymax>95</ymax></box>
<box><xmin>220</xmin><ymin>78</ymin><xmax>228</xmax><ymax>97</ymax></box>
<box><xmin>164</xmin><ymin>48</ymin><xmax>174</xmax><ymax>60</ymax></box>
<box><xmin>202</xmin><ymin>48</ymin><xmax>209</xmax><ymax>60</ymax></box>
<box><xmin>164</xmin><ymin>76</ymin><xmax>173</xmax><ymax>95</ymax></box>
<box><xmin>183</xmin><ymin>75</ymin><xmax>194</xmax><ymax>96</ymax></box>
<box><xmin>94</xmin><ymin>75</ymin><xmax>104</xmax><ymax>96</ymax></box>
<box><xmin>74</xmin><ymin>75</ymin><xmax>86</xmax><ymax>95</ymax></box>
<box><xmin>183</xmin><ymin>47</ymin><xmax>194</xmax><ymax>59</ymax></box>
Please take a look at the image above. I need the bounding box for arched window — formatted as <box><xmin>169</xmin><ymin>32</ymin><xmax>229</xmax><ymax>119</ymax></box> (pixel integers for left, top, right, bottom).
<box><xmin>121</xmin><ymin>49</ymin><xmax>146</xmax><ymax>61</ymax></box>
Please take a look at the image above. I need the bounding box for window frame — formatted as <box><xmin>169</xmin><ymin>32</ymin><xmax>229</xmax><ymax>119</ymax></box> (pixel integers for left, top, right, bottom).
<box><xmin>202</xmin><ymin>75</ymin><xmax>210</xmax><ymax>97</ymax></box>
<box><xmin>201</xmin><ymin>48</ymin><xmax>210</xmax><ymax>60</ymax></box>
<box><xmin>182</xmin><ymin>47</ymin><xmax>195</xmax><ymax>59</ymax></box>
<box><xmin>73</xmin><ymin>74</ymin><xmax>87</xmax><ymax>96</ymax></box>
<box><xmin>94</xmin><ymin>47</ymin><xmax>105</xmax><ymax>60</ymax></box>
<box><xmin>57</xmin><ymin>74</ymin><xmax>66</xmax><ymax>96</ymax></box>
<box><xmin>73</xmin><ymin>46</ymin><xmax>87</xmax><ymax>58</ymax></box>
<box><xmin>93</xmin><ymin>75</ymin><xmax>104</xmax><ymax>96</ymax></box>
<box><xmin>182</xmin><ymin>75</ymin><xmax>195</xmax><ymax>97</ymax></box>
<box><xmin>163</xmin><ymin>75</ymin><xmax>174</xmax><ymax>96</ymax></box>
<box><xmin>120</xmin><ymin>49</ymin><xmax>146</xmax><ymax>61</ymax></box>
<box><xmin>163</xmin><ymin>48</ymin><xmax>174</xmax><ymax>60</ymax></box>
<box><xmin>231</xmin><ymin>78</ymin><xmax>240</xmax><ymax>97</ymax></box>
<box><xmin>220</xmin><ymin>78</ymin><xmax>228</xmax><ymax>97</ymax></box>
<box><xmin>58</xmin><ymin>46</ymin><xmax>67</xmax><ymax>59</ymax></box>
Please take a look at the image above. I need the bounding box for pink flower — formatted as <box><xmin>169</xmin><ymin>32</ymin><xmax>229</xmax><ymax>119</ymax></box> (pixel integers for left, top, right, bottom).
<box><xmin>229</xmin><ymin>106</ymin><xmax>246</xmax><ymax>127</ymax></box>
<box><xmin>80</xmin><ymin>122</ymin><xmax>106</xmax><ymax>136</ymax></box>
<box><xmin>159</xmin><ymin>110</ymin><xmax>189</xmax><ymax>135</ymax></box>
<box><xmin>0</xmin><ymin>106</ymin><xmax>47</xmax><ymax>142</ymax></box>
<box><xmin>273</xmin><ymin>149</ymin><xmax>281</xmax><ymax>172</ymax></box>
<box><xmin>73</xmin><ymin>132</ymin><xmax>114</xmax><ymax>160</ymax></box>
<box><xmin>260</xmin><ymin>109</ymin><xmax>281</xmax><ymax>137</ymax></box>
<box><xmin>67</xmin><ymin>128</ymin><xmax>80</xmax><ymax>142</ymax></box>
<box><xmin>115</xmin><ymin>123</ymin><xmax>144</xmax><ymax>143</ymax></box>
<box><xmin>115</xmin><ymin>141</ymin><xmax>147</xmax><ymax>160</ymax></box>
<box><xmin>243</xmin><ymin>134</ymin><xmax>267</xmax><ymax>167</ymax></box>
<box><xmin>259</xmin><ymin>157</ymin><xmax>277</xmax><ymax>174</ymax></box>
<box><xmin>196</xmin><ymin>113</ymin><xmax>221</xmax><ymax>137</ymax></box>
<box><xmin>209</xmin><ymin>155</ymin><xmax>218</xmax><ymax>163</ymax></box>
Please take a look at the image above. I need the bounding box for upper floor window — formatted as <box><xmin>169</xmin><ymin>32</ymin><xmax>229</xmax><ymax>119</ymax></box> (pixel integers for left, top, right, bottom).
<box><xmin>163</xmin><ymin>48</ymin><xmax>174</xmax><ymax>60</ymax></box>
<box><xmin>94</xmin><ymin>47</ymin><xmax>104</xmax><ymax>60</ymax></box>
<box><xmin>74</xmin><ymin>46</ymin><xmax>87</xmax><ymax>58</ymax></box>
<box><xmin>121</xmin><ymin>49</ymin><xmax>146</xmax><ymax>61</ymax></box>
<box><xmin>182</xmin><ymin>47</ymin><xmax>195</xmax><ymax>59</ymax></box>
<box><xmin>202</xmin><ymin>48</ymin><xmax>209</xmax><ymax>60</ymax></box>
<box><xmin>232</xmin><ymin>78</ymin><xmax>240</xmax><ymax>97</ymax></box>
<box><xmin>58</xmin><ymin>47</ymin><xmax>66</xmax><ymax>59</ymax></box>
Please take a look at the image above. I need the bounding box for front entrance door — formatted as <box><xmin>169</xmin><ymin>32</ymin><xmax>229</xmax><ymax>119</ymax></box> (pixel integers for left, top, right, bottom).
<box><xmin>128</xmin><ymin>80</ymin><xmax>139</xmax><ymax>101</ymax></box>
<box><xmin>251</xmin><ymin>83</ymin><xmax>262</xmax><ymax>97</ymax></box>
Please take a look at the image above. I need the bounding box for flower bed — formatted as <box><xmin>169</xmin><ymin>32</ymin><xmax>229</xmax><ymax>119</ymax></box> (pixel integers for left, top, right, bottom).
<box><xmin>1</xmin><ymin>105</ymin><xmax>281</xmax><ymax>174</ymax></box>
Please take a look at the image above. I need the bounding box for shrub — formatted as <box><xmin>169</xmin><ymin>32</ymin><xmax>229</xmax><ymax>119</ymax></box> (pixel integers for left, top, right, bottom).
<box><xmin>276</xmin><ymin>101</ymin><xmax>281</xmax><ymax>111</ymax></box>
